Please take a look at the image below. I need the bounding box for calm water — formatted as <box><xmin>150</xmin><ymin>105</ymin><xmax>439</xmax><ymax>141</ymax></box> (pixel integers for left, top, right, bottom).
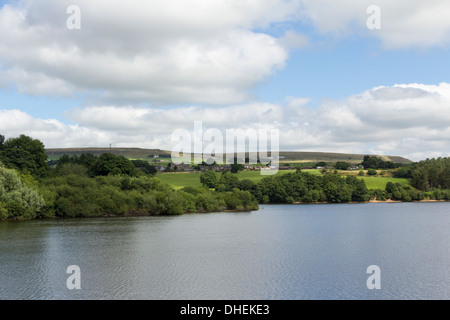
<box><xmin>0</xmin><ymin>203</ymin><xmax>449</xmax><ymax>300</ymax></box>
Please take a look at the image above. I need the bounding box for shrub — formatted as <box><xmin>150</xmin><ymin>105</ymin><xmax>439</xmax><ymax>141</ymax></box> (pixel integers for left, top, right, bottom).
<box><xmin>0</xmin><ymin>166</ymin><xmax>45</xmax><ymax>220</ymax></box>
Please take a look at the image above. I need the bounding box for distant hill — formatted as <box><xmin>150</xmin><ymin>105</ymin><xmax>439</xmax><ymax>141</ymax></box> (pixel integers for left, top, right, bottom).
<box><xmin>45</xmin><ymin>147</ymin><xmax>412</xmax><ymax>164</ymax></box>
<box><xmin>278</xmin><ymin>151</ymin><xmax>412</xmax><ymax>164</ymax></box>
<box><xmin>45</xmin><ymin>147</ymin><xmax>172</xmax><ymax>160</ymax></box>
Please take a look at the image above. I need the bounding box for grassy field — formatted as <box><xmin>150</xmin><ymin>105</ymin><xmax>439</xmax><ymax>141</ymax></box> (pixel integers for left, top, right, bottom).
<box><xmin>361</xmin><ymin>176</ymin><xmax>409</xmax><ymax>190</ymax></box>
<box><xmin>155</xmin><ymin>172</ymin><xmax>203</xmax><ymax>189</ymax></box>
<box><xmin>157</xmin><ymin>169</ymin><xmax>409</xmax><ymax>190</ymax></box>
<box><xmin>156</xmin><ymin>170</ymin><xmax>296</xmax><ymax>189</ymax></box>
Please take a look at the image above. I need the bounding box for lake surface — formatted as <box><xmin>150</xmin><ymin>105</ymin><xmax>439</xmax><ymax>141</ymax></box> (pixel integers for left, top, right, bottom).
<box><xmin>0</xmin><ymin>203</ymin><xmax>449</xmax><ymax>300</ymax></box>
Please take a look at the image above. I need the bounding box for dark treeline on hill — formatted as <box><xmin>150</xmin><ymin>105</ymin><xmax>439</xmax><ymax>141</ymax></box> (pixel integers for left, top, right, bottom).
<box><xmin>328</xmin><ymin>155</ymin><xmax>404</xmax><ymax>171</ymax></box>
<box><xmin>360</xmin><ymin>155</ymin><xmax>401</xmax><ymax>169</ymax></box>
<box><xmin>1</xmin><ymin>133</ymin><xmax>450</xmax><ymax>221</ymax></box>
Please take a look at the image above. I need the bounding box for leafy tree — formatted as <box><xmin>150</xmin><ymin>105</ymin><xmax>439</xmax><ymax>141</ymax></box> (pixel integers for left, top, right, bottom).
<box><xmin>409</xmin><ymin>158</ymin><xmax>450</xmax><ymax>191</ymax></box>
<box><xmin>361</xmin><ymin>155</ymin><xmax>398</xmax><ymax>170</ymax></box>
<box><xmin>353</xmin><ymin>179</ymin><xmax>369</xmax><ymax>201</ymax></box>
<box><xmin>315</xmin><ymin>161</ymin><xmax>327</xmax><ymax>168</ymax></box>
<box><xmin>239</xmin><ymin>179</ymin><xmax>256</xmax><ymax>191</ymax></box>
<box><xmin>90</xmin><ymin>153</ymin><xmax>137</xmax><ymax>176</ymax></box>
<box><xmin>58</xmin><ymin>153</ymin><xmax>97</xmax><ymax>170</ymax></box>
<box><xmin>200</xmin><ymin>170</ymin><xmax>217</xmax><ymax>188</ymax></box>
<box><xmin>58</xmin><ymin>163</ymin><xmax>89</xmax><ymax>176</ymax></box>
<box><xmin>216</xmin><ymin>172</ymin><xmax>240</xmax><ymax>191</ymax></box>
<box><xmin>338</xmin><ymin>185</ymin><xmax>352</xmax><ymax>202</ymax></box>
<box><xmin>0</xmin><ymin>134</ymin><xmax>48</xmax><ymax>176</ymax></box>
<box><xmin>0</xmin><ymin>165</ymin><xmax>45</xmax><ymax>220</ymax></box>
<box><xmin>302</xmin><ymin>189</ymin><xmax>323</xmax><ymax>202</ymax></box>
<box><xmin>78</xmin><ymin>153</ymin><xmax>97</xmax><ymax>168</ymax></box>
<box><xmin>324</xmin><ymin>181</ymin><xmax>338</xmax><ymax>202</ymax></box>
<box><xmin>132</xmin><ymin>160</ymin><xmax>157</xmax><ymax>175</ymax></box>
<box><xmin>230</xmin><ymin>163</ymin><xmax>244</xmax><ymax>173</ymax></box>
<box><xmin>335</xmin><ymin>161</ymin><xmax>350</xmax><ymax>170</ymax></box>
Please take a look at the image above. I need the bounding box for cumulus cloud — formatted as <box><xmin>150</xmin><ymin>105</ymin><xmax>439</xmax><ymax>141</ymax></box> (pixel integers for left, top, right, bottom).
<box><xmin>1</xmin><ymin>0</ymin><xmax>449</xmax><ymax>108</ymax></box>
<box><xmin>300</xmin><ymin>0</ymin><xmax>450</xmax><ymax>49</ymax></box>
<box><xmin>2</xmin><ymin>82</ymin><xmax>450</xmax><ymax>161</ymax></box>
<box><xmin>2</xmin><ymin>0</ymin><xmax>449</xmax><ymax>107</ymax></box>
<box><xmin>0</xmin><ymin>0</ymin><xmax>306</xmax><ymax>105</ymax></box>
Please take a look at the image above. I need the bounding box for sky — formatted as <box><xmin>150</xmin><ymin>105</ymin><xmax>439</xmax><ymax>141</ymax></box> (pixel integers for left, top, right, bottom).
<box><xmin>1</xmin><ymin>0</ymin><xmax>450</xmax><ymax>161</ymax></box>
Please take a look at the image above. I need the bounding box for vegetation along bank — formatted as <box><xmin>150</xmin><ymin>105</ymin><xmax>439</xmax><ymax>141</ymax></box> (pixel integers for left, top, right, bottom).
<box><xmin>1</xmin><ymin>134</ymin><xmax>450</xmax><ymax>221</ymax></box>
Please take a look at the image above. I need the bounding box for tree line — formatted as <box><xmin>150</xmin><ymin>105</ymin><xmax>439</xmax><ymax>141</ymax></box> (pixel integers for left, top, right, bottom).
<box><xmin>200</xmin><ymin>168</ymin><xmax>450</xmax><ymax>204</ymax></box>
<box><xmin>0</xmin><ymin>134</ymin><xmax>257</xmax><ymax>220</ymax></box>
<box><xmin>2</xmin><ymin>133</ymin><xmax>450</xmax><ymax>220</ymax></box>
<box><xmin>201</xmin><ymin>169</ymin><xmax>371</xmax><ymax>203</ymax></box>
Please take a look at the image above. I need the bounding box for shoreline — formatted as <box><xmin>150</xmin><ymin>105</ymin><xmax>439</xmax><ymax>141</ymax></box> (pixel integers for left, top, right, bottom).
<box><xmin>291</xmin><ymin>199</ymin><xmax>450</xmax><ymax>205</ymax></box>
<box><xmin>2</xmin><ymin>199</ymin><xmax>449</xmax><ymax>222</ymax></box>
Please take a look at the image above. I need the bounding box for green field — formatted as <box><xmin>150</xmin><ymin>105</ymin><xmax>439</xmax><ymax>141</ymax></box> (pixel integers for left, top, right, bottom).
<box><xmin>157</xmin><ymin>169</ymin><xmax>409</xmax><ymax>190</ymax></box>
<box><xmin>156</xmin><ymin>170</ymin><xmax>299</xmax><ymax>189</ymax></box>
<box><xmin>155</xmin><ymin>172</ymin><xmax>203</xmax><ymax>189</ymax></box>
<box><xmin>361</xmin><ymin>176</ymin><xmax>409</xmax><ymax>190</ymax></box>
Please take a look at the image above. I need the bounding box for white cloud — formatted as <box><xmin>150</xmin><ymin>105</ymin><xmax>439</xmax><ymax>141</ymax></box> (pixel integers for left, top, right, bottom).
<box><xmin>299</xmin><ymin>0</ymin><xmax>450</xmax><ymax>49</ymax></box>
<box><xmin>1</xmin><ymin>0</ymin><xmax>449</xmax><ymax>108</ymax></box>
<box><xmin>0</xmin><ymin>0</ymin><xmax>306</xmax><ymax>105</ymax></box>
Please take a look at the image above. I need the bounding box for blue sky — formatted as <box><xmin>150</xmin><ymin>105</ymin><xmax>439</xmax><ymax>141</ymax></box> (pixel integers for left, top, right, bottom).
<box><xmin>1</xmin><ymin>0</ymin><xmax>450</xmax><ymax>161</ymax></box>
<box><xmin>255</xmin><ymin>39</ymin><xmax>450</xmax><ymax>105</ymax></box>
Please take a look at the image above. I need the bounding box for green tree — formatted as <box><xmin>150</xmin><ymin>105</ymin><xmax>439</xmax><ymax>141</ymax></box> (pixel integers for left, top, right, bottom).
<box><xmin>230</xmin><ymin>163</ymin><xmax>244</xmax><ymax>173</ymax></box>
<box><xmin>239</xmin><ymin>179</ymin><xmax>256</xmax><ymax>191</ymax></box>
<box><xmin>132</xmin><ymin>160</ymin><xmax>157</xmax><ymax>175</ymax></box>
<box><xmin>361</xmin><ymin>155</ymin><xmax>398</xmax><ymax>170</ymax></box>
<box><xmin>57</xmin><ymin>153</ymin><xmax>97</xmax><ymax>170</ymax></box>
<box><xmin>90</xmin><ymin>153</ymin><xmax>137</xmax><ymax>176</ymax></box>
<box><xmin>335</xmin><ymin>161</ymin><xmax>349</xmax><ymax>170</ymax></box>
<box><xmin>347</xmin><ymin>176</ymin><xmax>369</xmax><ymax>201</ymax></box>
<box><xmin>315</xmin><ymin>161</ymin><xmax>327</xmax><ymax>168</ymax></box>
<box><xmin>216</xmin><ymin>172</ymin><xmax>240</xmax><ymax>191</ymax></box>
<box><xmin>200</xmin><ymin>170</ymin><xmax>217</xmax><ymax>188</ymax></box>
<box><xmin>393</xmin><ymin>166</ymin><xmax>412</xmax><ymax>178</ymax></box>
<box><xmin>58</xmin><ymin>163</ymin><xmax>89</xmax><ymax>176</ymax></box>
<box><xmin>0</xmin><ymin>165</ymin><xmax>45</xmax><ymax>220</ymax></box>
<box><xmin>0</xmin><ymin>135</ymin><xmax>48</xmax><ymax>176</ymax></box>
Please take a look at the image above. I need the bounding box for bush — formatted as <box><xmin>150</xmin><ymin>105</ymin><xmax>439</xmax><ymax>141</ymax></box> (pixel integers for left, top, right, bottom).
<box><xmin>0</xmin><ymin>165</ymin><xmax>45</xmax><ymax>220</ymax></box>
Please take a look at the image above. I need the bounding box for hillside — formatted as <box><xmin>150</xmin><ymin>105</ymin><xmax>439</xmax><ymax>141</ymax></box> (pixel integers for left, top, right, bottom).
<box><xmin>45</xmin><ymin>147</ymin><xmax>412</xmax><ymax>164</ymax></box>
<box><xmin>45</xmin><ymin>147</ymin><xmax>171</xmax><ymax>160</ymax></box>
<box><xmin>278</xmin><ymin>151</ymin><xmax>411</xmax><ymax>164</ymax></box>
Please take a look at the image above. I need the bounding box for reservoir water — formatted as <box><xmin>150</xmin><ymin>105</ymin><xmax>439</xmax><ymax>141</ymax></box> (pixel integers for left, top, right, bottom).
<box><xmin>0</xmin><ymin>202</ymin><xmax>448</xmax><ymax>300</ymax></box>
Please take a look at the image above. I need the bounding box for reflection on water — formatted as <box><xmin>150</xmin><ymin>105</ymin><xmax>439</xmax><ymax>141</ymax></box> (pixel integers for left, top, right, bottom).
<box><xmin>0</xmin><ymin>202</ymin><xmax>449</xmax><ymax>300</ymax></box>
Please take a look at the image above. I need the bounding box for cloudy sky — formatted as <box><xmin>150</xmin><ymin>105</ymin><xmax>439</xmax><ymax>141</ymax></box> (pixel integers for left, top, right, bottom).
<box><xmin>1</xmin><ymin>0</ymin><xmax>450</xmax><ymax>161</ymax></box>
